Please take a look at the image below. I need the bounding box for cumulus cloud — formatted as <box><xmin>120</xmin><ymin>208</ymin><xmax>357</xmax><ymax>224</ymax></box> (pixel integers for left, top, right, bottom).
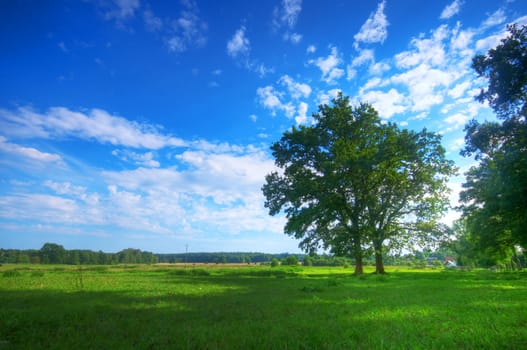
<box><xmin>360</xmin><ymin>88</ymin><xmax>407</xmax><ymax>119</ymax></box>
<box><xmin>0</xmin><ymin>106</ymin><xmax>186</xmax><ymax>149</ymax></box>
<box><xmin>440</xmin><ymin>0</ymin><xmax>463</xmax><ymax>20</ymax></box>
<box><xmin>279</xmin><ymin>75</ymin><xmax>312</xmax><ymax>99</ymax></box>
<box><xmin>256</xmin><ymin>86</ymin><xmax>283</xmax><ymax>113</ymax></box>
<box><xmin>294</xmin><ymin>102</ymin><xmax>310</xmax><ymax>125</ymax></box>
<box><xmin>256</xmin><ymin>82</ymin><xmax>311</xmax><ymax>125</ymax></box>
<box><xmin>395</xmin><ymin>25</ymin><xmax>450</xmax><ymax>69</ymax></box>
<box><xmin>391</xmin><ymin>63</ymin><xmax>455</xmax><ymax>111</ymax></box>
<box><xmin>354</xmin><ymin>0</ymin><xmax>389</xmax><ymax>46</ymax></box>
<box><xmin>310</xmin><ymin>46</ymin><xmax>345</xmax><ymax>84</ymax></box>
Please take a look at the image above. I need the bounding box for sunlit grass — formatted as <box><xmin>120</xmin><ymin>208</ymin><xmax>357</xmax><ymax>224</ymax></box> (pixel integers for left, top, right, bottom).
<box><xmin>1</xmin><ymin>264</ymin><xmax>526</xmax><ymax>349</ymax></box>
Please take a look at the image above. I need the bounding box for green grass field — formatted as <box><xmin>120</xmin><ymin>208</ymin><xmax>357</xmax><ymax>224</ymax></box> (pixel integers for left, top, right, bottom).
<box><xmin>1</xmin><ymin>264</ymin><xmax>526</xmax><ymax>349</ymax></box>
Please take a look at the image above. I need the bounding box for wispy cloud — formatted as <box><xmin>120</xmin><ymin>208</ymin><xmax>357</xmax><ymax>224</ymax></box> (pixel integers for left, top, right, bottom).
<box><xmin>101</xmin><ymin>0</ymin><xmax>141</xmax><ymax>23</ymax></box>
<box><xmin>256</xmin><ymin>75</ymin><xmax>313</xmax><ymax>125</ymax></box>
<box><xmin>166</xmin><ymin>0</ymin><xmax>208</xmax><ymax>53</ymax></box>
<box><xmin>440</xmin><ymin>0</ymin><xmax>463</xmax><ymax>20</ymax></box>
<box><xmin>272</xmin><ymin>0</ymin><xmax>303</xmax><ymax>44</ymax></box>
<box><xmin>227</xmin><ymin>25</ymin><xmax>251</xmax><ymax>58</ymax></box>
<box><xmin>0</xmin><ymin>107</ymin><xmax>185</xmax><ymax>149</ymax></box>
<box><xmin>143</xmin><ymin>8</ymin><xmax>162</xmax><ymax>32</ymax></box>
<box><xmin>226</xmin><ymin>25</ymin><xmax>274</xmax><ymax>77</ymax></box>
<box><xmin>0</xmin><ymin>136</ymin><xmax>63</xmax><ymax>163</ymax></box>
<box><xmin>354</xmin><ymin>0</ymin><xmax>389</xmax><ymax>47</ymax></box>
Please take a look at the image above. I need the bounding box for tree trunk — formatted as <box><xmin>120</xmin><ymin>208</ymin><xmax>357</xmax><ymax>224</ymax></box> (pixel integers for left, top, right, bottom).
<box><xmin>354</xmin><ymin>255</ymin><xmax>364</xmax><ymax>275</ymax></box>
<box><xmin>374</xmin><ymin>241</ymin><xmax>386</xmax><ymax>274</ymax></box>
<box><xmin>375</xmin><ymin>251</ymin><xmax>385</xmax><ymax>274</ymax></box>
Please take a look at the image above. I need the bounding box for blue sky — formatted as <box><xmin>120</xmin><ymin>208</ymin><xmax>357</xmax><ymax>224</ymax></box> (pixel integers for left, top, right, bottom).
<box><xmin>1</xmin><ymin>0</ymin><xmax>526</xmax><ymax>254</ymax></box>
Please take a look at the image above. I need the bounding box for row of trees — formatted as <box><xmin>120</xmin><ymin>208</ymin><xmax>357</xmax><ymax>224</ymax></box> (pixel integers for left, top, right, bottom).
<box><xmin>263</xmin><ymin>24</ymin><xmax>526</xmax><ymax>274</ymax></box>
<box><xmin>454</xmin><ymin>24</ymin><xmax>527</xmax><ymax>268</ymax></box>
<box><xmin>0</xmin><ymin>243</ymin><xmax>158</xmax><ymax>265</ymax></box>
<box><xmin>2</xmin><ymin>243</ymin><xmax>455</xmax><ymax>268</ymax></box>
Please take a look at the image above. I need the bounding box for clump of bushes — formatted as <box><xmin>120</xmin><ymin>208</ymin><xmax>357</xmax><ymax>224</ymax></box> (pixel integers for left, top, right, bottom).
<box><xmin>3</xmin><ymin>270</ymin><xmax>22</xmax><ymax>277</ymax></box>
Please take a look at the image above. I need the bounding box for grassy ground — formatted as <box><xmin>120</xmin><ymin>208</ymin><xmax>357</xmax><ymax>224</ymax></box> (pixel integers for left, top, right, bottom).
<box><xmin>1</xmin><ymin>264</ymin><xmax>526</xmax><ymax>349</ymax></box>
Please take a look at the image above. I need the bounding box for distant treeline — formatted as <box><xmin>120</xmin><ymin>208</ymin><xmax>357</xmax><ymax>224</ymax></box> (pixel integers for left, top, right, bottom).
<box><xmin>0</xmin><ymin>242</ymin><xmax>354</xmax><ymax>266</ymax></box>
<box><xmin>1</xmin><ymin>242</ymin><xmax>462</xmax><ymax>267</ymax></box>
<box><xmin>0</xmin><ymin>243</ymin><xmax>158</xmax><ymax>265</ymax></box>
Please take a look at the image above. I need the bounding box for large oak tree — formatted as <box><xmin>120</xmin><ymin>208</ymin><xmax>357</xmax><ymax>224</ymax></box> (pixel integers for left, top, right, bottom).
<box><xmin>262</xmin><ymin>94</ymin><xmax>456</xmax><ymax>274</ymax></box>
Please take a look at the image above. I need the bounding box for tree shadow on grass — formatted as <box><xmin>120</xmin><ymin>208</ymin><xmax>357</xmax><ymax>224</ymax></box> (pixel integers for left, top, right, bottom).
<box><xmin>1</xmin><ymin>269</ymin><xmax>526</xmax><ymax>349</ymax></box>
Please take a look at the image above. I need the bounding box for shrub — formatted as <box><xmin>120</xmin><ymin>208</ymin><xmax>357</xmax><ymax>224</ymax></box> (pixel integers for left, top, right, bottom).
<box><xmin>3</xmin><ymin>270</ymin><xmax>21</xmax><ymax>277</ymax></box>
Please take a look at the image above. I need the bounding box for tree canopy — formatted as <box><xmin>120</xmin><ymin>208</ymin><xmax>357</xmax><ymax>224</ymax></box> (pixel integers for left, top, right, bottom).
<box><xmin>263</xmin><ymin>94</ymin><xmax>456</xmax><ymax>274</ymax></box>
<box><xmin>460</xmin><ymin>24</ymin><xmax>527</xmax><ymax>257</ymax></box>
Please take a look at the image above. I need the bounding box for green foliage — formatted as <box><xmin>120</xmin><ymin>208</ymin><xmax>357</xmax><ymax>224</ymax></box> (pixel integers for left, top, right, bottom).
<box><xmin>282</xmin><ymin>255</ymin><xmax>299</xmax><ymax>266</ymax></box>
<box><xmin>472</xmin><ymin>24</ymin><xmax>527</xmax><ymax>118</ymax></box>
<box><xmin>263</xmin><ymin>94</ymin><xmax>456</xmax><ymax>274</ymax></box>
<box><xmin>270</xmin><ymin>258</ymin><xmax>279</xmax><ymax>267</ymax></box>
<box><xmin>461</xmin><ymin>24</ymin><xmax>527</xmax><ymax>256</ymax></box>
<box><xmin>2</xmin><ymin>270</ymin><xmax>21</xmax><ymax>278</ymax></box>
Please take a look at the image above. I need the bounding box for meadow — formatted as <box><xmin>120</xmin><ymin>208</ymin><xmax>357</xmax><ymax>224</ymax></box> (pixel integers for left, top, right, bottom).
<box><xmin>1</xmin><ymin>264</ymin><xmax>526</xmax><ymax>349</ymax></box>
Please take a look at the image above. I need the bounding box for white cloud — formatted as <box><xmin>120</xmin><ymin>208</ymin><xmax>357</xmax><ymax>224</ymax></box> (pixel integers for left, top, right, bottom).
<box><xmin>360</xmin><ymin>88</ymin><xmax>407</xmax><ymax>119</ymax></box>
<box><xmin>395</xmin><ymin>25</ymin><xmax>449</xmax><ymax>69</ymax></box>
<box><xmin>317</xmin><ymin>89</ymin><xmax>342</xmax><ymax>106</ymax></box>
<box><xmin>449</xmin><ymin>137</ymin><xmax>465</xmax><ymax>151</ymax></box>
<box><xmin>0</xmin><ymin>136</ymin><xmax>62</xmax><ymax>163</ymax></box>
<box><xmin>227</xmin><ymin>25</ymin><xmax>250</xmax><ymax>58</ymax></box>
<box><xmin>311</xmin><ymin>46</ymin><xmax>344</xmax><ymax>84</ymax></box>
<box><xmin>102</xmin><ymin>0</ymin><xmax>140</xmax><ymax>22</ymax></box>
<box><xmin>443</xmin><ymin>112</ymin><xmax>470</xmax><ymax>131</ymax></box>
<box><xmin>273</xmin><ymin>0</ymin><xmax>302</xmax><ymax>29</ymax></box>
<box><xmin>369</xmin><ymin>61</ymin><xmax>390</xmax><ymax>75</ymax></box>
<box><xmin>112</xmin><ymin>150</ymin><xmax>160</xmax><ymax>167</ymax></box>
<box><xmin>0</xmin><ymin>194</ymin><xmax>80</xmax><ymax>223</ymax></box>
<box><xmin>98</xmin><ymin>145</ymin><xmax>283</xmax><ymax>235</ymax></box>
<box><xmin>166</xmin><ymin>0</ymin><xmax>208</xmax><ymax>53</ymax></box>
<box><xmin>440</xmin><ymin>0</ymin><xmax>463</xmax><ymax>20</ymax></box>
<box><xmin>227</xmin><ymin>26</ymin><xmax>273</xmax><ymax>77</ymax></box>
<box><xmin>391</xmin><ymin>63</ymin><xmax>455</xmax><ymax>111</ymax></box>
<box><xmin>273</xmin><ymin>0</ymin><xmax>303</xmax><ymax>44</ymax></box>
<box><xmin>354</xmin><ymin>0</ymin><xmax>389</xmax><ymax>46</ymax></box>
<box><xmin>256</xmin><ymin>86</ymin><xmax>283</xmax><ymax>112</ymax></box>
<box><xmin>294</xmin><ymin>102</ymin><xmax>310</xmax><ymax>125</ymax></box>
<box><xmin>279</xmin><ymin>75</ymin><xmax>312</xmax><ymax>99</ymax></box>
<box><xmin>284</xmin><ymin>32</ymin><xmax>302</xmax><ymax>44</ymax></box>
<box><xmin>249</xmin><ymin>114</ymin><xmax>258</xmax><ymax>122</ymax></box>
<box><xmin>352</xmin><ymin>49</ymin><xmax>375</xmax><ymax>67</ymax></box>
<box><xmin>306</xmin><ymin>45</ymin><xmax>316</xmax><ymax>53</ymax></box>
<box><xmin>481</xmin><ymin>8</ymin><xmax>506</xmax><ymax>29</ymax></box>
<box><xmin>0</xmin><ymin>106</ymin><xmax>186</xmax><ymax>149</ymax></box>
<box><xmin>448</xmin><ymin>80</ymin><xmax>471</xmax><ymax>99</ymax></box>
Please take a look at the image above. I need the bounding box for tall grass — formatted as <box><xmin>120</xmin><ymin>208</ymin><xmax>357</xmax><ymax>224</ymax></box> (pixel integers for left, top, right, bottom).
<box><xmin>0</xmin><ymin>265</ymin><xmax>525</xmax><ymax>349</ymax></box>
